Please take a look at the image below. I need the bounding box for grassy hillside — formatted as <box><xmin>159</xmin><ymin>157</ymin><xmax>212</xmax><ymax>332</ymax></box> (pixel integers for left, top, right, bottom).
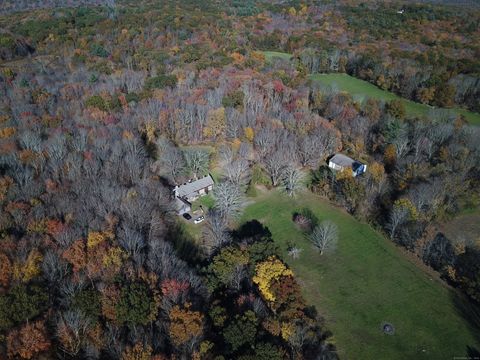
<box><xmin>310</xmin><ymin>73</ymin><xmax>480</xmax><ymax>125</ymax></box>
<box><xmin>240</xmin><ymin>189</ymin><xmax>480</xmax><ymax>359</ymax></box>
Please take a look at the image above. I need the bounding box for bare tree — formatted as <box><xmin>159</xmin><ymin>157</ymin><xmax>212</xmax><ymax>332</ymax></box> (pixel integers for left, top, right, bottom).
<box><xmin>254</xmin><ymin>128</ymin><xmax>276</xmax><ymax>159</ymax></box>
<box><xmin>202</xmin><ymin>210</ymin><xmax>231</xmax><ymax>253</ymax></box>
<box><xmin>264</xmin><ymin>150</ymin><xmax>286</xmax><ymax>187</ymax></box>
<box><xmin>118</xmin><ymin>226</ymin><xmax>146</xmax><ymax>265</ymax></box>
<box><xmin>387</xmin><ymin>206</ymin><xmax>409</xmax><ymax>240</ymax></box>
<box><xmin>214</xmin><ymin>182</ymin><xmax>245</xmax><ymax>220</ymax></box>
<box><xmin>407</xmin><ymin>179</ymin><xmax>445</xmax><ymax>220</ymax></box>
<box><xmin>160</xmin><ymin>145</ymin><xmax>185</xmax><ymax>182</ymax></box>
<box><xmin>42</xmin><ymin>251</ymin><xmax>69</xmax><ymax>285</ymax></box>
<box><xmin>297</xmin><ymin>128</ymin><xmax>336</xmax><ymax>168</ymax></box>
<box><xmin>224</xmin><ymin>158</ymin><xmax>249</xmax><ymax>185</ymax></box>
<box><xmin>184</xmin><ymin>149</ymin><xmax>210</xmax><ymax>179</ymax></box>
<box><xmin>56</xmin><ymin>310</ymin><xmax>91</xmax><ymax>357</ymax></box>
<box><xmin>310</xmin><ymin>221</ymin><xmax>338</xmax><ymax>255</ymax></box>
<box><xmin>288</xmin><ymin>246</ymin><xmax>303</xmax><ymax>259</ymax></box>
<box><xmin>282</xmin><ymin>166</ymin><xmax>304</xmax><ymax>197</ymax></box>
<box><xmin>217</xmin><ymin>145</ymin><xmax>234</xmax><ymax>166</ymax></box>
<box><xmin>230</xmin><ymin>265</ymin><xmax>247</xmax><ymax>291</ymax></box>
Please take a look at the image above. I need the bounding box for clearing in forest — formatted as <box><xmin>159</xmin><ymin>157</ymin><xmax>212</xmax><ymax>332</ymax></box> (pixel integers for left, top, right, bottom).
<box><xmin>310</xmin><ymin>73</ymin><xmax>480</xmax><ymax>125</ymax></box>
<box><xmin>240</xmin><ymin>190</ymin><xmax>480</xmax><ymax>360</ymax></box>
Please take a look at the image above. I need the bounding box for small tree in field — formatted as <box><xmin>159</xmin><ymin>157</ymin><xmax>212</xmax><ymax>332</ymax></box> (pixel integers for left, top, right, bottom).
<box><xmin>310</xmin><ymin>221</ymin><xmax>338</xmax><ymax>255</ymax></box>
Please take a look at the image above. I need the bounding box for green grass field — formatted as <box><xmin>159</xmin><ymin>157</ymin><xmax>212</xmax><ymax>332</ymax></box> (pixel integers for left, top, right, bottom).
<box><xmin>262</xmin><ymin>51</ymin><xmax>293</xmax><ymax>62</ymax></box>
<box><xmin>310</xmin><ymin>73</ymin><xmax>480</xmax><ymax>125</ymax></box>
<box><xmin>240</xmin><ymin>189</ymin><xmax>480</xmax><ymax>360</ymax></box>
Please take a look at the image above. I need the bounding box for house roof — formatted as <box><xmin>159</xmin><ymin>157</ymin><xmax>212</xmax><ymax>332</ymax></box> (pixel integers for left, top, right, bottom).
<box><xmin>175</xmin><ymin>196</ymin><xmax>191</xmax><ymax>211</ymax></box>
<box><xmin>329</xmin><ymin>154</ymin><xmax>356</xmax><ymax>168</ymax></box>
<box><xmin>176</xmin><ymin>174</ymin><xmax>214</xmax><ymax>198</ymax></box>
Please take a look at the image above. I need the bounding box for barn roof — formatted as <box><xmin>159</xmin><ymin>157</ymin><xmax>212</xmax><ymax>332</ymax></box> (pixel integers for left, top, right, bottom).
<box><xmin>176</xmin><ymin>174</ymin><xmax>214</xmax><ymax>198</ymax></box>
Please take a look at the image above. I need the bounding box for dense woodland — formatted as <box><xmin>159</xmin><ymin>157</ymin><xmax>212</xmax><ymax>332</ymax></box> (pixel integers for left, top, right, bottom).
<box><xmin>0</xmin><ymin>0</ymin><xmax>479</xmax><ymax>359</ymax></box>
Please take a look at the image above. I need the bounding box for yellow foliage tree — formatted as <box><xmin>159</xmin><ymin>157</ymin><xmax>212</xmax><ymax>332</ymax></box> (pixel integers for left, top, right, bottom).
<box><xmin>299</xmin><ymin>4</ymin><xmax>308</xmax><ymax>16</ymax></box>
<box><xmin>280</xmin><ymin>322</ymin><xmax>294</xmax><ymax>341</ymax></box>
<box><xmin>143</xmin><ymin>121</ymin><xmax>156</xmax><ymax>144</ymax></box>
<box><xmin>393</xmin><ymin>198</ymin><xmax>419</xmax><ymax>221</ymax></box>
<box><xmin>253</xmin><ymin>256</ymin><xmax>293</xmax><ymax>302</ymax></box>
<box><xmin>335</xmin><ymin>168</ymin><xmax>353</xmax><ymax>181</ymax></box>
<box><xmin>369</xmin><ymin>161</ymin><xmax>385</xmax><ymax>183</ymax></box>
<box><xmin>244</xmin><ymin>127</ymin><xmax>254</xmax><ymax>142</ymax></box>
<box><xmin>87</xmin><ymin>230</ymin><xmax>114</xmax><ymax>248</ymax></box>
<box><xmin>0</xmin><ymin>127</ymin><xmax>16</xmax><ymax>138</ymax></box>
<box><xmin>102</xmin><ymin>247</ymin><xmax>126</xmax><ymax>271</ymax></box>
<box><xmin>384</xmin><ymin>144</ymin><xmax>397</xmax><ymax>166</ymax></box>
<box><xmin>199</xmin><ymin>341</ymin><xmax>214</xmax><ymax>358</ymax></box>
<box><xmin>13</xmin><ymin>250</ymin><xmax>43</xmax><ymax>283</ymax></box>
<box><xmin>27</xmin><ymin>218</ymin><xmax>47</xmax><ymax>234</ymax></box>
<box><xmin>203</xmin><ymin>107</ymin><xmax>226</xmax><ymax>139</ymax></box>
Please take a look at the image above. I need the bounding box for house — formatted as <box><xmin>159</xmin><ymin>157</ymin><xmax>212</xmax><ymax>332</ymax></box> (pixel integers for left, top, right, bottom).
<box><xmin>174</xmin><ymin>196</ymin><xmax>191</xmax><ymax>216</ymax></box>
<box><xmin>328</xmin><ymin>154</ymin><xmax>367</xmax><ymax>177</ymax></box>
<box><xmin>173</xmin><ymin>174</ymin><xmax>214</xmax><ymax>214</ymax></box>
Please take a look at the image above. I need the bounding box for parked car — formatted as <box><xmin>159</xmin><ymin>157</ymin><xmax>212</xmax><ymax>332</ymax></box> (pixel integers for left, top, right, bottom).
<box><xmin>194</xmin><ymin>215</ymin><xmax>205</xmax><ymax>224</ymax></box>
<box><xmin>183</xmin><ymin>213</ymin><xmax>192</xmax><ymax>220</ymax></box>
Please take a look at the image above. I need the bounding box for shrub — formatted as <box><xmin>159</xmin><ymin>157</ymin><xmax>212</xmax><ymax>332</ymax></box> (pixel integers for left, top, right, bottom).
<box><xmin>90</xmin><ymin>43</ymin><xmax>109</xmax><ymax>58</ymax></box>
<box><xmin>125</xmin><ymin>92</ymin><xmax>140</xmax><ymax>103</ymax></box>
<box><xmin>251</xmin><ymin>164</ymin><xmax>271</xmax><ymax>187</ymax></box>
<box><xmin>0</xmin><ymin>284</ymin><xmax>48</xmax><ymax>331</ymax></box>
<box><xmin>72</xmin><ymin>289</ymin><xmax>101</xmax><ymax>323</ymax></box>
<box><xmin>246</xmin><ymin>183</ymin><xmax>257</xmax><ymax>197</ymax></box>
<box><xmin>85</xmin><ymin>95</ymin><xmax>108</xmax><ymax>112</ymax></box>
<box><xmin>145</xmin><ymin>75</ymin><xmax>177</xmax><ymax>90</ymax></box>
<box><xmin>386</xmin><ymin>99</ymin><xmax>406</xmax><ymax>119</ymax></box>
<box><xmin>0</xmin><ymin>35</ymin><xmax>15</xmax><ymax>50</ymax></box>
<box><xmin>222</xmin><ymin>90</ymin><xmax>244</xmax><ymax>108</ymax></box>
<box><xmin>116</xmin><ymin>282</ymin><xmax>157</xmax><ymax>326</ymax></box>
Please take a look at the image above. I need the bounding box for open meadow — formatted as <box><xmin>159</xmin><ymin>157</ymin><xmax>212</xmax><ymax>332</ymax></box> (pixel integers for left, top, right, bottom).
<box><xmin>240</xmin><ymin>189</ymin><xmax>480</xmax><ymax>359</ymax></box>
<box><xmin>310</xmin><ymin>73</ymin><xmax>480</xmax><ymax>125</ymax></box>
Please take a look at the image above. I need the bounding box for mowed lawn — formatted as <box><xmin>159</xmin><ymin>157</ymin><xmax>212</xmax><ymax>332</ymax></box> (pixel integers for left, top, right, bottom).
<box><xmin>240</xmin><ymin>190</ymin><xmax>480</xmax><ymax>360</ymax></box>
<box><xmin>310</xmin><ymin>73</ymin><xmax>480</xmax><ymax>125</ymax></box>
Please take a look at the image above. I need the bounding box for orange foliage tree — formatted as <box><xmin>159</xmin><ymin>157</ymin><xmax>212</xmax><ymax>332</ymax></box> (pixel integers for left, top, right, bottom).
<box><xmin>169</xmin><ymin>304</ymin><xmax>204</xmax><ymax>348</ymax></box>
<box><xmin>62</xmin><ymin>239</ymin><xmax>87</xmax><ymax>273</ymax></box>
<box><xmin>121</xmin><ymin>343</ymin><xmax>153</xmax><ymax>360</ymax></box>
<box><xmin>7</xmin><ymin>320</ymin><xmax>51</xmax><ymax>359</ymax></box>
<box><xmin>0</xmin><ymin>252</ymin><xmax>12</xmax><ymax>287</ymax></box>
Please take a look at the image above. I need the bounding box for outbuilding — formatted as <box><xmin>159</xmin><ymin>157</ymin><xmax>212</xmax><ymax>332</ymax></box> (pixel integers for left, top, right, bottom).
<box><xmin>328</xmin><ymin>154</ymin><xmax>367</xmax><ymax>177</ymax></box>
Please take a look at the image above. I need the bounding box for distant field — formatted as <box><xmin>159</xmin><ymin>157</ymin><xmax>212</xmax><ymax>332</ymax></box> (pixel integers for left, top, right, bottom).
<box><xmin>259</xmin><ymin>49</ymin><xmax>480</xmax><ymax>125</ymax></box>
<box><xmin>439</xmin><ymin>208</ymin><xmax>480</xmax><ymax>246</ymax></box>
<box><xmin>262</xmin><ymin>51</ymin><xmax>293</xmax><ymax>62</ymax></box>
<box><xmin>310</xmin><ymin>73</ymin><xmax>480</xmax><ymax>125</ymax></box>
<box><xmin>240</xmin><ymin>189</ymin><xmax>480</xmax><ymax>360</ymax></box>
